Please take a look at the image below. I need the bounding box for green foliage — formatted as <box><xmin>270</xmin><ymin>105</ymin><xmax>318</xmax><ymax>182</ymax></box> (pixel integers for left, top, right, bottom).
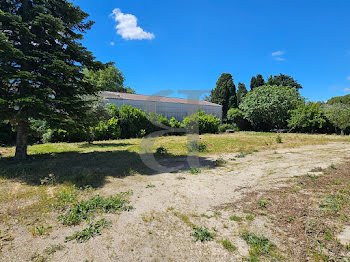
<box><xmin>258</xmin><ymin>200</ymin><xmax>268</xmax><ymax>208</ymax></box>
<box><xmin>250</xmin><ymin>74</ymin><xmax>265</xmax><ymax>91</ymax></box>
<box><xmin>241</xmin><ymin>232</ymin><xmax>275</xmax><ymax>256</ymax></box>
<box><xmin>214</xmin><ymin>157</ymin><xmax>227</xmax><ymax>166</ymax></box>
<box><xmin>191</xmin><ymin>227</ymin><xmax>214</xmax><ymax>242</ymax></box>
<box><xmin>237</xmin><ymin>82</ymin><xmax>248</xmax><ymax>105</ymax></box>
<box><xmin>83</xmin><ymin>63</ymin><xmax>134</xmax><ymax>93</ymax></box>
<box><xmin>169</xmin><ymin>117</ymin><xmax>182</xmax><ymax>128</ymax></box>
<box><xmin>183</xmin><ymin>110</ymin><xmax>220</xmax><ymax>134</ymax></box>
<box><xmin>0</xmin><ymin>0</ymin><xmax>103</xmax><ymax>158</ymax></box>
<box><xmin>239</xmin><ymin>85</ymin><xmax>301</xmax><ymax>131</ymax></box>
<box><xmin>210</xmin><ymin>73</ymin><xmax>237</xmax><ymax>118</ymax></box>
<box><xmin>276</xmin><ymin>135</ymin><xmax>282</xmax><ymax>144</ymax></box>
<box><xmin>65</xmin><ymin>218</ymin><xmax>112</xmax><ymax>243</ymax></box>
<box><xmin>267</xmin><ymin>73</ymin><xmax>302</xmax><ymax>89</ymax></box>
<box><xmin>323</xmin><ymin>103</ymin><xmax>350</xmax><ymax>134</ymax></box>
<box><xmin>229</xmin><ymin>215</ymin><xmax>243</xmax><ymax>222</ymax></box>
<box><xmin>288</xmin><ymin>102</ymin><xmax>329</xmax><ymax>133</ymax></box>
<box><xmin>93</xmin><ymin>117</ymin><xmax>121</xmax><ymax>141</ymax></box>
<box><xmin>189</xmin><ymin>167</ymin><xmax>201</xmax><ymax>175</ymax></box>
<box><xmin>187</xmin><ymin>139</ymin><xmax>208</xmax><ymax>152</ymax></box>
<box><xmin>227</xmin><ymin>108</ymin><xmax>251</xmax><ymax>131</ymax></box>
<box><xmin>221</xmin><ymin>239</ymin><xmax>237</xmax><ymax>252</ymax></box>
<box><xmin>58</xmin><ymin>192</ymin><xmax>133</xmax><ymax>225</ymax></box>
<box><xmin>218</xmin><ymin>124</ymin><xmax>234</xmax><ymax>133</ymax></box>
<box><xmin>156</xmin><ymin>146</ymin><xmax>168</xmax><ymax>155</ymax></box>
<box><xmin>327</xmin><ymin>94</ymin><xmax>350</xmax><ymax>105</ymax></box>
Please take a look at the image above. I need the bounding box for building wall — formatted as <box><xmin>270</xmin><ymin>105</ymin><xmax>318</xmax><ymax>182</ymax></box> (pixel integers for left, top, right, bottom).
<box><xmin>105</xmin><ymin>98</ymin><xmax>222</xmax><ymax>121</ymax></box>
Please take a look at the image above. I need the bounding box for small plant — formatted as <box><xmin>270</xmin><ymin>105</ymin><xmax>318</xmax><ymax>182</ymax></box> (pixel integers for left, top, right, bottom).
<box><xmin>44</xmin><ymin>244</ymin><xmax>65</xmax><ymax>255</ymax></box>
<box><xmin>330</xmin><ymin>164</ymin><xmax>337</xmax><ymax>170</ymax></box>
<box><xmin>139</xmin><ymin>129</ymin><xmax>146</xmax><ymax>138</ymax></box>
<box><xmin>331</xmin><ymin>179</ymin><xmax>341</xmax><ymax>185</ymax></box>
<box><xmin>29</xmin><ymin>224</ymin><xmax>52</xmax><ymax>237</ymax></box>
<box><xmin>146</xmin><ymin>183</ymin><xmax>155</xmax><ymax>188</ymax></box>
<box><xmin>221</xmin><ymin>239</ymin><xmax>237</xmax><ymax>252</ymax></box>
<box><xmin>276</xmin><ymin>135</ymin><xmax>282</xmax><ymax>144</ymax></box>
<box><xmin>215</xmin><ymin>157</ymin><xmax>227</xmax><ymax>166</ymax></box>
<box><xmin>229</xmin><ymin>215</ymin><xmax>243</xmax><ymax>222</ymax></box>
<box><xmin>241</xmin><ymin>231</ymin><xmax>275</xmax><ymax>256</ymax></box>
<box><xmin>156</xmin><ymin>146</ymin><xmax>168</xmax><ymax>155</ymax></box>
<box><xmin>189</xmin><ymin>167</ymin><xmax>201</xmax><ymax>175</ymax></box>
<box><xmin>54</xmin><ymin>186</ymin><xmax>79</xmax><ymax>210</ymax></box>
<box><xmin>346</xmin><ymin>244</ymin><xmax>350</xmax><ymax>251</ymax></box>
<box><xmin>187</xmin><ymin>140</ymin><xmax>208</xmax><ymax>153</ymax></box>
<box><xmin>40</xmin><ymin>173</ymin><xmax>57</xmax><ymax>185</ymax></box>
<box><xmin>191</xmin><ymin>227</ymin><xmax>214</xmax><ymax>242</ymax></box>
<box><xmin>288</xmin><ymin>217</ymin><xmax>294</xmax><ymax>223</ymax></box>
<box><xmin>246</xmin><ymin>214</ymin><xmax>255</xmax><ymax>221</ymax></box>
<box><xmin>58</xmin><ymin>191</ymin><xmax>133</xmax><ymax>225</ymax></box>
<box><xmin>258</xmin><ymin>200</ymin><xmax>268</xmax><ymax>208</ymax></box>
<box><xmin>319</xmin><ymin>195</ymin><xmax>343</xmax><ymax>212</ymax></box>
<box><xmin>65</xmin><ymin>218</ymin><xmax>112</xmax><ymax>243</ymax></box>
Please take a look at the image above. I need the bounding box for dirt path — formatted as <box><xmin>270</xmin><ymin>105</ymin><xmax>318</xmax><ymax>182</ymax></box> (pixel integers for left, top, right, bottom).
<box><xmin>2</xmin><ymin>142</ymin><xmax>350</xmax><ymax>262</ymax></box>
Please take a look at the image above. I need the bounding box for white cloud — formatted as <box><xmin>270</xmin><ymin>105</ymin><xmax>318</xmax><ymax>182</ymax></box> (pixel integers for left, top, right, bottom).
<box><xmin>111</xmin><ymin>8</ymin><xmax>155</xmax><ymax>40</ymax></box>
<box><xmin>110</xmin><ymin>41</ymin><xmax>115</xmax><ymax>46</ymax></box>
<box><xmin>271</xmin><ymin>50</ymin><xmax>285</xmax><ymax>61</ymax></box>
<box><xmin>344</xmin><ymin>88</ymin><xmax>350</xmax><ymax>92</ymax></box>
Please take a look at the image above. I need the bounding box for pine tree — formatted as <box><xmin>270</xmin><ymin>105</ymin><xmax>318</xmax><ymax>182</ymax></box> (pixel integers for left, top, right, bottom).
<box><xmin>250</xmin><ymin>74</ymin><xmax>265</xmax><ymax>91</ymax></box>
<box><xmin>210</xmin><ymin>73</ymin><xmax>237</xmax><ymax>119</ymax></box>
<box><xmin>0</xmin><ymin>0</ymin><xmax>103</xmax><ymax>159</ymax></box>
<box><xmin>250</xmin><ymin>76</ymin><xmax>256</xmax><ymax>91</ymax></box>
<box><xmin>237</xmin><ymin>83</ymin><xmax>248</xmax><ymax>105</ymax></box>
<box><xmin>267</xmin><ymin>73</ymin><xmax>302</xmax><ymax>89</ymax></box>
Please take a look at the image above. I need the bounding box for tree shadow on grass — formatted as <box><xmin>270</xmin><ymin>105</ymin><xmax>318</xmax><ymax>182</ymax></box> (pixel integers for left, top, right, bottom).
<box><xmin>0</xmin><ymin>150</ymin><xmax>215</xmax><ymax>188</ymax></box>
<box><xmin>77</xmin><ymin>142</ymin><xmax>134</xmax><ymax>148</ymax></box>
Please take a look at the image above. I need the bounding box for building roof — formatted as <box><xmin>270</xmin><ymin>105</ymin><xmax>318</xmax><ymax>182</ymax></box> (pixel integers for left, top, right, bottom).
<box><xmin>100</xmin><ymin>91</ymin><xmax>222</xmax><ymax>107</ymax></box>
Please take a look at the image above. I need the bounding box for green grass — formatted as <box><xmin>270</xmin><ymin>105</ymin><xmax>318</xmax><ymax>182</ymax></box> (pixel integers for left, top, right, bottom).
<box><xmin>221</xmin><ymin>239</ymin><xmax>237</xmax><ymax>252</ymax></box>
<box><xmin>65</xmin><ymin>218</ymin><xmax>112</xmax><ymax>243</ymax></box>
<box><xmin>229</xmin><ymin>215</ymin><xmax>243</xmax><ymax>222</ymax></box>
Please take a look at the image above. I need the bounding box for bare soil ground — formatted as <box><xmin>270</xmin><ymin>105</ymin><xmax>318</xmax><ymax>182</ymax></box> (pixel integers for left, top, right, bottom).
<box><xmin>1</xmin><ymin>142</ymin><xmax>350</xmax><ymax>261</ymax></box>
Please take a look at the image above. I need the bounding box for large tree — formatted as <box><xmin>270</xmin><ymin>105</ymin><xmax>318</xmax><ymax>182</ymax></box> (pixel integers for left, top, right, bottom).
<box><xmin>267</xmin><ymin>73</ymin><xmax>302</xmax><ymax>89</ymax></box>
<box><xmin>83</xmin><ymin>63</ymin><xmax>135</xmax><ymax>94</ymax></box>
<box><xmin>236</xmin><ymin>82</ymin><xmax>248</xmax><ymax>105</ymax></box>
<box><xmin>210</xmin><ymin>73</ymin><xmax>237</xmax><ymax>119</ymax></box>
<box><xmin>0</xmin><ymin>0</ymin><xmax>103</xmax><ymax>159</ymax></box>
<box><xmin>323</xmin><ymin>103</ymin><xmax>350</xmax><ymax>135</ymax></box>
<box><xmin>327</xmin><ymin>94</ymin><xmax>350</xmax><ymax>105</ymax></box>
<box><xmin>239</xmin><ymin>85</ymin><xmax>301</xmax><ymax>131</ymax></box>
<box><xmin>250</xmin><ymin>74</ymin><xmax>265</xmax><ymax>91</ymax></box>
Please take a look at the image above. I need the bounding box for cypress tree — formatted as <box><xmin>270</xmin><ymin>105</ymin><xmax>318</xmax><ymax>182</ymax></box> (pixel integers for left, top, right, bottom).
<box><xmin>237</xmin><ymin>83</ymin><xmax>248</xmax><ymax>105</ymax></box>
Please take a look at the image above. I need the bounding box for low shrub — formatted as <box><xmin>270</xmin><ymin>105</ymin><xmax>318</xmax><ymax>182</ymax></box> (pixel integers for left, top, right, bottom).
<box><xmin>187</xmin><ymin>139</ymin><xmax>209</xmax><ymax>152</ymax></box>
<box><xmin>156</xmin><ymin>146</ymin><xmax>168</xmax><ymax>155</ymax></box>
<box><xmin>218</xmin><ymin>124</ymin><xmax>234</xmax><ymax>133</ymax></box>
<box><xmin>183</xmin><ymin>110</ymin><xmax>220</xmax><ymax>134</ymax></box>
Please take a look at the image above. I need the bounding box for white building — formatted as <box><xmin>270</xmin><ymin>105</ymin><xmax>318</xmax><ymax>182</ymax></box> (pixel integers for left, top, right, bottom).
<box><xmin>101</xmin><ymin>91</ymin><xmax>222</xmax><ymax>121</ymax></box>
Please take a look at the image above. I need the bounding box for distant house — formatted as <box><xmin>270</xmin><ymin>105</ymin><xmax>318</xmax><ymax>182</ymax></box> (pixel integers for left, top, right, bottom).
<box><xmin>100</xmin><ymin>91</ymin><xmax>222</xmax><ymax>121</ymax></box>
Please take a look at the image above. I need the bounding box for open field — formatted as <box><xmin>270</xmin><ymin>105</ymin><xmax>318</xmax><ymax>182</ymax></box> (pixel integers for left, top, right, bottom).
<box><xmin>0</xmin><ymin>132</ymin><xmax>350</xmax><ymax>261</ymax></box>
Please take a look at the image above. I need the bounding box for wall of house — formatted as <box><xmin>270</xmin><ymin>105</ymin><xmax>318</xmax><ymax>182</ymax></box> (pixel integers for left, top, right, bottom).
<box><xmin>105</xmin><ymin>98</ymin><xmax>222</xmax><ymax>121</ymax></box>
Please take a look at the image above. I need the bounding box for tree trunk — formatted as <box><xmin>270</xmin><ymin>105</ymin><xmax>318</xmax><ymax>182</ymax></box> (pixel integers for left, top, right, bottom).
<box><xmin>341</xmin><ymin>129</ymin><xmax>345</xmax><ymax>136</ymax></box>
<box><xmin>15</xmin><ymin>120</ymin><xmax>29</xmax><ymax>160</ymax></box>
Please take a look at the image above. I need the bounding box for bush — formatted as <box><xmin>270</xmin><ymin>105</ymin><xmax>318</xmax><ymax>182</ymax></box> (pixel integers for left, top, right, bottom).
<box><xmin>227</xmin><ymin>108</ymin><xmax>251</xmax><ymax>131</ymax></box>
<box><xmin>183</xmin><ymin>110</ymin><xmax>220</xmax><ymax>134</ymax></box>
<box><xmin>218</xmin><ymin>124</ymin><xmax>234</xmax><ymax>133</ymax></box>
<box><xmin>93</xmin><ymin>117</ymin><xmax>121</xmax><ymax>141</ymax></box>
<box><xmin>169</xmin><ymin>117</ymin><xmax>182</xmax><ymax>128</ymax></box>
<box><xmin>156</xmin><ymin>146</ymin><xmax>168</xmax><ymax>155</ymax></box>
<box><xmin>187</xmin><ymin>139</ymin><xmax>208</xmax><ymax>152</ymax></box>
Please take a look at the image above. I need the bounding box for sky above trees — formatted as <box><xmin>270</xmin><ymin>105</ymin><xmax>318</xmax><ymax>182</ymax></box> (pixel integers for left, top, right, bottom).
<box><xmin>75</xmin><ymin>0</ymin><xmax>350</xmax><ymax>101</ymax></box>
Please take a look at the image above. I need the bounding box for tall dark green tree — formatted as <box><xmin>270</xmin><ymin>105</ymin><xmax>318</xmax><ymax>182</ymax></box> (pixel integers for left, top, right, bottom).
<box><xmin>267</xmin><ymin>73</ymin><xmax>302</xmax><ymax>89</ymax></box>
<box><xmin>236</xmin><ymin>82</ymin><xmax>248</xmax><ymax>105</ymax></box>
<box><xmin>250</xmin><ymin>74</ymin><xmax>265</xmax><ymax>91</ymax></box>
<box><xmin>0</xmin><ymin>0</ymin><xmax>103</xmax><ymax>159</ymax></box>
<box><xmin>210</xmin><ymin>73</ymin><xmax>237</xmax><ymax>119</ymax></box>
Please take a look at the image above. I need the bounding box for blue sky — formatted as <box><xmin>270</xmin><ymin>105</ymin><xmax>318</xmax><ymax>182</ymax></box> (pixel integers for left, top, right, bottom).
<box><xmin>75</xmin><ymin>0</ymin><xmax>350</xmax><ymax>101</ymax></box>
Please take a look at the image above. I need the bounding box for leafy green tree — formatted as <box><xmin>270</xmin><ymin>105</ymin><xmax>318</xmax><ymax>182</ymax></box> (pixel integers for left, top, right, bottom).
<box><xmin>0</xmin><ymin>0</ymin><xmax>103</xmax><ymax>159</ymax></box>
<box><xmin>267</xmin><ymin>74</ymin><xmax>302</xmax><ymax>89</ymax></box>
<box><xmin>210</xmin><ymin>73</ymin><xmax>237</xmax><ymax>119</ymax></box>
<box><xmin>227</xmin><ymin>108</ymin><xmax>251</xmax><ymax>131</ymax></box>
<box><xmin>323</xmin><ymin>103</ymin><xmax>350</xmax><ymax>135</ymax></box>
<box><xmin>83</xmin><ymin>63</ymin><xmax>135</xmax><ymax>93</ymax></box>
<box><xmin>236</xmin><ymin>83</ymin><xmax>248</xmax><ymax>105</ymax></box>
<box><xmin>239</xmin><ymin>85</ymin><xmax>301</xmax><ymax>131</ymax></box>
<box><xmin>250</xmin><ymin>74</ymin><xmax>265</xmax><ymax>91</ymax></box>
<box><xmin>327</xmin><ymin>94</ymin><xmax>350</xmax><ymax>105</ymax></box>
<box><xmin>183</xmin><ymin>110</ymin><xmax>221</xmax><ymax>134</ymax></box>
<box><xmin>288</xmin><ymin>102</ymin><xmax>329</xmax><ymax>133</ymax></box>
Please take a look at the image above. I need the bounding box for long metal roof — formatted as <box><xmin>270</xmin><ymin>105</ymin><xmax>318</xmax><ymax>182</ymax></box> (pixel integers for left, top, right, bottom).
<box><xmin>100</xmin><ymin>91</ymin><xmax>222</xmax><ymax>107</ymax></box>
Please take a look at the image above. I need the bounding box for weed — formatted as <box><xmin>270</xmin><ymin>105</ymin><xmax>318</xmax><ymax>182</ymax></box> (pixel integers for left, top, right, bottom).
<box><xmin>241</xmin><ymin>231</ymin><xmax>275</xmax><ymax>256</ymax></box>
<box><xmin>246</xmin><ymin>214</ymin><xmax>255</xmax><ymax>221</ymax></box>
<box><xmin>200</xmin><ymin>213</ymin><xmax>213</xmax><ymax>219</ymax></box>
<box><xmin>346</xmin><ymin>244</ymin><xmax>350</xmax><ymax>251</ymax></box>
<box><xmin>173</xmin><ymin>212</ymin><xmax>194</xmax><ymax>228</ymax></box>
<box><xmin>156</xmin><ymin>146</ymin><xmax>168</xmax><ymax>155</ymax></box>
<box><xmin>258</xmin><ymin>200</ymin><xmax>268</xmax><ymax>208</ymax></box>
<box><xmin>44</xmin><ymin>244</ymin><xmax>65</xmax><ymax>255</ymax></box>
<box><xmin>191</xmin><ymin>227</ymin><xmax>214</xmax><ymax>242</ymax></box>
<box><xmin>166</xmin><ymin>206</ymin><xmax>174</xmax><ymax>212</ymax></box>
<box><xmin>221</xmin><ymin>239</ymin><xmax>237</xmax><ymax>252</ymax></box>
<box><xmin>187</xmin><ymin>140</ymin><xmax>208</xmax><ymax>153</ymax></box>
<box><xmin>310</xmin><ymin>167</ymin><xmax>324</xmax><ymax>172</ymax></box>
<box><xmin>40</xmin><ymin>173</ymin><xmax>57</xmax><ymax>186</ymax></box>
<box><xmin>276</xmin><ymin>135</ymin><xmax>282</xmax><ymax>144</ymax></box>
<box><xmin>319</xmin><ymin>195</ymin><xmax>344</xmax><ymax>212</ymax></box>
<box><xmin>54</xmin><ymin>186</ymin><xmax>79</xmax><ymax>210</ymax></box>
<box><xmin>29</xmin><ymin>224</ymin><xmax>52</xmax><ymax>237</ymax></box>
<box><xmin>146</xmin><ymin>183</ymin><xmax>155</xmax><ymax>188</ymax></box>
<box><xmin>235</xmin><ymin>150</ymin><xmax>258</xmax><ymax>158</ymax></box>
<box><xmin>58</xmin><ymin>191</ymin><xmax>133</xmax><ymax>225</ymax></box>
<box><xmin>331</xmin><ymin>180</ymin><xmax>341</xmax><ymax>185</ymax></box>
<box><xmin>330</xmin><ymin>164</ymin><xmax>337</xmax><ymax>170</ymax></box>
<box><xmin>229</xmin><ymin>215</ymin><xmax>243</xmax><ymax>222</ymax></box>
<box><xmin>288</xmin><ymin>217</ymin><xmax>294</xmax><ymax>223</ymax></box>
<box><xmin>189</xmin><ymin>167</ymin><xmax>201</xmax><ymax>175</ymax></box>
<box><xmin>30</xmin><ymin>253</ymin><xmax>47</xmax><ymax>262</ymax></box>
<box><xmin>214</xmin><ymin>157</ymin><xmax>227</xmax><ymax>166</ymax></box>
<box><xmin>65</xmin><ymin>218</ymin><xmax>112</xmax><ymax>243</ymax></box>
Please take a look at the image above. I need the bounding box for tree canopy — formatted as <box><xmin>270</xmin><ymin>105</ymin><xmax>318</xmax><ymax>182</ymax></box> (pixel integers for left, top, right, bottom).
<box><xmin>323</xmin><ymin>103</ymin><xmax>350</xmax><ymax>135</ymax></box>
<box><xmin>327</xmin><ymin>94</ymin><xmax>350</xmax><ymax>105</ymax></box>
<box><xmin>250</xmin><ymin>74</ymin><xmax>265</xmax><ymax>91</ymax></box>
<box><xmin>236</xmin><ymin>82</ymin><xmax>248</xmax><ymax>105</ymax></box>
<box><xmin>267</xmin><ymin>74</ymin><xmax>302</xmax><ymax>89</ymax></box>
<box><xmin>239</xmin><ymin>85</ymin><xmax>301</xmax><ymax>130</ymax></box>
<box><xmin>83</xmin><ymin>63</ymin><xmax>135</xmax><ymax>94</ymax></box>
<box><xmin>210</xmin><ymin>73</ymin><xmax>237</xmax><ymax>119</ymax></box>
<box><xmin>0</xmin><ymin>0</ymin><xmax>103</xmax><ymax>159</ymax></box>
